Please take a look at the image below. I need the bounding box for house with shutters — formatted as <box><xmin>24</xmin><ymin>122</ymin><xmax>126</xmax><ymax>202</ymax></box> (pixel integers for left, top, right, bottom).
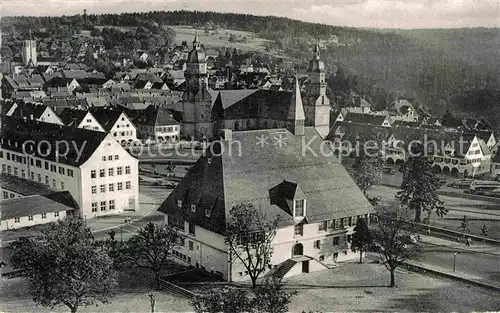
<box><xmin>157</xmin><ymin>84</ymin><xmax>373</xmax><ymax>281</ymax></box>
<box><xmin>89</xmin><ymin>108</ymin><xmax>138</xmax><ymax>146</ymax></box>
<box><xmin>58</xmin><ymin>108</ymin><xmax>105</xmax><ymax>132</ymax></box>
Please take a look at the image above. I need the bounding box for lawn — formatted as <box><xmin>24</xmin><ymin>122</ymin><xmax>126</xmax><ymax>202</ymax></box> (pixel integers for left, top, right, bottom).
<box><xmin>284</xmin><ymin>263</ymin><xmax>500</xmax><ymax>312</ymax></box>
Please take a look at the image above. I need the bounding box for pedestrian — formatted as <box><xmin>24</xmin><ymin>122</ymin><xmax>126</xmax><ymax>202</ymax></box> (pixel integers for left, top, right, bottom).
<box><xmin>465</xmin><ymin>237</ymin><xmax>471</xmax><ymax>247</ymax></box>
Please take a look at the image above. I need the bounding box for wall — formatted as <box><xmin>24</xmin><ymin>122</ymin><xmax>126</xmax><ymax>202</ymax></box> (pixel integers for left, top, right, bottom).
<box><xmin>0</xmin><ymin>210</ymin><xmax>67</xmax><ymax>231</ymax></box>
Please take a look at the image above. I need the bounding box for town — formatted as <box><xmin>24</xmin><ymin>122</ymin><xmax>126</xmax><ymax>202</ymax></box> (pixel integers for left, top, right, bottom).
<box><xmin>1</xmin><ymin>9</ymin><xmax>499</xmax><ymax>313</ymax></box>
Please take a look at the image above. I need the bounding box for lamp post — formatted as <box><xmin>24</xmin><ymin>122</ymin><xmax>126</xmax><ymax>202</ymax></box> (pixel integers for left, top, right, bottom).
<box><xmin>453</xmin><ymin>252</ymin><xmax>457</xmax><ymax>272</ymax></box>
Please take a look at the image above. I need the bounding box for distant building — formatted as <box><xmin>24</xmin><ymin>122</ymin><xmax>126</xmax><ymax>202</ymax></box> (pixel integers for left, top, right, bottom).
<box><xmin>22</xmin><ymin>38</ymin><xmax>37</xmax><ymax>67</ymax></box>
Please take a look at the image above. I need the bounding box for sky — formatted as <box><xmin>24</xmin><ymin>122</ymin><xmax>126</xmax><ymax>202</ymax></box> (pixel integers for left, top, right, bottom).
<box><xmin>1</xmin><ymin>0</ymin><xmax>499</xmax><ymax>29</ymax></box>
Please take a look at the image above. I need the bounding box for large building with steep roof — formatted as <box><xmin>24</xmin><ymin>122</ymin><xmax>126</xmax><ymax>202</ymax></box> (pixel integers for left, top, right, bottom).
<box><xmin>0</xmin><ymin>116</ymin><xmax>139</xmax><ymax>219</ymax></box>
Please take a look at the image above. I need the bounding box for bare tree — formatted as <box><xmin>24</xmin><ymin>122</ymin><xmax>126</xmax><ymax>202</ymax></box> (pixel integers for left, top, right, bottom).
<box><xmin>127</xmin><ymin>222</ymin><xmax>180</xmax><ymax>290</ymax></box>
<box><xmin>225</xmin><ymin>203</ymin><xmax>281</xmax><ymax>288</ymax></box>
<box><xmin>371</xmin><ymin>204</ymin><xmax>421</xmax><ymax>287</ymax></box>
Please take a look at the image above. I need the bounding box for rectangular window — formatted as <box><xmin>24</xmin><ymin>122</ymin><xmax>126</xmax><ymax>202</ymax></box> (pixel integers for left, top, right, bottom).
<box><xmin>14</xmin><ymin>167</ymin><xmax>18</xmax><ymax>176</ymax></box>
<box><xmin>51</xmin><ymin>165</ymin><xmax>56</xmax><ymax>172</ymax></box>
<box><xmin>102</xmin><ymin>156</ymin><xmax>106</xmax><ymax>162</ymax></box>
<box><xmin>60</xmin><ymin>182</ymin><xmax>64</xmax><ymax>190</ymax></box>
<box><xmin>189</xmin><ymin>241</ymin><xmax>194</xmax><ymax>251</ymax></box>
<box><xmin>100</xmin><ymin>169</ymin><xmax>105</xmax><ymax>177</ymax></box>
<box><xmin>41</xmin><ymin>213</ymin><xmax>47</xmax><ymax>219</ymax></box>
<box><xmin>36</xmin><ymin>160</ymin><xmax>41</xmax><ymax>168</ymax></box>
<box><xmin>117</xmin><ymin>182</ymin><xmax>123</xmax><ymax>191</ymax></box>
<box><xmin>333</xmin><ymin>237</ymin><xmax>340</xmax><ymax>246</ymax></box>
<box><xmin>45</xmin><ymin>161</ymin><xmax>49</xmax><ymax>170</ymax></box>
<box><xmin>295</xmin><ymin>199</ymin><xmax>304</xmax><ymax>217</ymax></box>
<box><xmin>189</xmin><ymin>223</ymin><xmax>195</xmax><ymax>235</ymax></box>
<box><xmin>15</xmin><ymin>217</ymin><xmax>20</xmax><ymax>223</ymax></box>
<box><xmin>67</xmin><ymin>169</ymin><xmax>74</xmax><ymax>177</ymax></box>
<box><xmin>100</xmin><ymin>184</ymin><xmax>106</xmax><ymax>193</ymax></box>
<box><xmin>319</xmin><ymin>221</ymin><xmax>327</xmax><ymax>232</ymax></box>
<box><xmin>191</xmin><ymin>204</ymin><xmax>196</xmax><ymax>212</ymax></box>
<box><xmin>294</xmin><ymin>224</ymin><xmax>303</xmax><ymax>236</ymax></box>
<box><xmin>3</xmin><ymin>191</ymin><xmax>9</xmax><ymax>199</ymax></box>
<box><xmin>125</xmin><ymin>166</ymin><xmax>131</xmax><ymax>174</ymax></box>
<box><xmin>59</xmin><ymin>167</ymin><xmax>65</xmax><ymax>175</ymax></box>
<box><xmin>100</xmin><ymin>201</ymin><xmax>106</xmax><ymax>211</ymax></box>
<box><xmin>109</xmin><ymin>183</ymin><xmax>114</xmax><ymax>192</ymax></box>
<box><xmin>28</xmin><ymin>215</ymin><xmax>33</xmax><ymax>221</ymax></box>
<box><xmin>6</xmin><ymin>152</ymin><xmax>10</xmax><ymax>160</ymax></box>
<box><xmin>205</xmin><ymin>208</ymin><xmax>211</xmax><ymax>217</ymax></box>
<box><xmin>1</xmin><ymin>164</ymin><xmax>5</xmax><ymax>172</ymax></box>
<box><xmin>108</xmin><ymin>168</ymin><xmax>114</xmax><ymax>176</ymax></box>
<box><xmin>30</xmin><ymin>158</ymin><xmax>34</xmax><ymax>166</ymax></box>
<box><xmin>91</xmin><ymin>185</ymin><xmax>97</xmax><ymax>194</ymax></box>
<box><xmin>37</xmin><ymin>173</ymin><xmax>41</xmax><ymax>182</ymax></box>
<box><xmin>91</xmin><ymin>170</ymin><xmax>96</xmax><ymax>179</ymax></box>
<box><xmin>125</xmin><ymin>181</ymin><xmax>131</xmax><ymax>189</ymax></box>
<box><xmin>45</xmin><ymin>175</ymin><xmax>49</xmax><ymax>185</ymax></box>
<box><xmin>114</xmin><ymin>155</ymin><xmax>119</xmax><ymax>160</ymax></box>
<box><xmin>7</xmin><ymin>166</ymin><xmax>11</xmax><ymax>174</ymax></box>
<box><xmin>108</xmin><ymin>155</ymin><xmax>113</xmax><ymax>161</ymax></box>
<box><xmin>92</xmin><ymin>202</ymin><xmax>98</xmax><ymax>212</ymax></box>
<box><xmin>30</xmin><ymin>171</ymin><xmax>34</xmax><ymax>180</ymax></box>
<box><xmin>117</xmin><ymin>167</ymin><xmax>123</xmax><ymax>175</ymax></box>
<box><xmin>109</xmin><ymin>200</ymin><xmax>115</xmax><ymax>210</ymax></box>
<box><xmin>348</xmin><ymin>217</ymin><xmax>353</xmax><ymax>227</ymax></box>
<box><xmin>54</xmin><ymin>211</ymin><xmax>60</xmax><ymax>217</ymax></box>
<box><xmin>53</xmin><ymin>179</ymin><xmax>56</xmax><ymax>188</ymax></box>
<box><xmin>319</xmin><ymin>255</ymin><xmax>325</xmax><ymax>261</ymax></box>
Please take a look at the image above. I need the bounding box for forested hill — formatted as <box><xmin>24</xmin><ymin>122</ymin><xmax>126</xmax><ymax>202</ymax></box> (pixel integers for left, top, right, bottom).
<box><xmin>2</xmin><ymin>11</ymin><xmax>500</xmax><ymax>127</ymax></box>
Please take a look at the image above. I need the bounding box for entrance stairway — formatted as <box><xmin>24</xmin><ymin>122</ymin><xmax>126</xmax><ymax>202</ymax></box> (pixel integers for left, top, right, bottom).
<box><xmin>270</xmin><ymin>259</ymin><xmax>297</xmax><ymax>279</ymax></box>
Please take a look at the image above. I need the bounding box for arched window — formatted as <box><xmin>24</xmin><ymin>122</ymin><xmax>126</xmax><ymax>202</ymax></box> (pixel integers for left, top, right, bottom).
<box><xmin>293</xmin><ymin>243</ymin><xmax>303</xmax><ymax>256</ymax></box>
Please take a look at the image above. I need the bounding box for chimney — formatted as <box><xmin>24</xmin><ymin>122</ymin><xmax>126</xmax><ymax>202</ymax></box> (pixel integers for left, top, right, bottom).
<box><xmin>221</xmin><ymin>129</ymin><xmax>232</xmax><ymax>141</ymax></box>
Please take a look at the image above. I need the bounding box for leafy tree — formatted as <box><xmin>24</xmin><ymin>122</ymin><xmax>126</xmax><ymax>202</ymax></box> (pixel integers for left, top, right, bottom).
<box><xmin>127</xmin><ymin>222</ymin><xmax>180</xmax><ymax>290</ymax></box>
<box><xmin>10</xmin><ymin>218</ymin><xmax>117</xmax><ymax>313</ymax></box>
<box><xmin>351</xmin><ymin>218</ymin><xmax>373</xmax><ymax>263</ymax></box>
<box><xmin>397</xmin><ymin>143</ymin><xmax>445</xmax><ymax>222</ymax></box>
<box><xmin>254</xmin><ymin>278</ymin><xmax>297</xmax><ymax>313</ymax></box>
<box><xmin>371</xmin><ymin>204</ymin><xmax>421</xmax><ymax>287</ymax></box>
<box><xmin>225</xmin><ymin>203</ymin><xmax>281</xmax><ymax>288</ymax></box>
<box><xmin>191</xmin><ymin>286</ymin><xmax>253</xmax><ymax>313</ymax></box>
<box><xmin>352</xmin><ymin>154</ymin><xmax>383</xmax><ymax>195</ymax></box>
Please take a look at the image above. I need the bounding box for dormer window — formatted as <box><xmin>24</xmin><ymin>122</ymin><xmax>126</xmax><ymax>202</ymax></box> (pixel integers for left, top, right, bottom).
<box><xmin>294</xmin><ymin>199</ymin><xmax>305</xmax><ymax>217</ymax></box>
<box><xmin>205</xmin><ymin>208</ymin><xmax>211</xmax><ymax>217</ymax></box>
<box><xmin>177</xmin><ymin>200</ymin><xmax>182</xmax><ymax>208</ymax></box>
<box><xmin>191</xmin><ymin>204</ymin><xmax>196</xmax><ymax>212</ymax></box>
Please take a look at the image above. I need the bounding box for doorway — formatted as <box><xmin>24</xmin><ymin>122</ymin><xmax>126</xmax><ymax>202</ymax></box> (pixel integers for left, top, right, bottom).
<box><xmin>302</xmin><ymin>260</ymin><xmax>309</xmax><ymax>273</ymax></box>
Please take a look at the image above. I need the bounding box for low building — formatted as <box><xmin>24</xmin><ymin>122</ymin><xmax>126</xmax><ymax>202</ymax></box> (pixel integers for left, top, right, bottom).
<box><xmin>1</xmin><ymin>192</ymin><xmax>79</xmax><ymax>230</ymax></box>
<box><xmin>157</xmin><ymin>127</ymin><xmax>373</xmax><ymax>281</ymax></box>
<box><xmin>128</xmin><ymin>105</ymin><xmax>181</xmax><ymax>143</ymax></box>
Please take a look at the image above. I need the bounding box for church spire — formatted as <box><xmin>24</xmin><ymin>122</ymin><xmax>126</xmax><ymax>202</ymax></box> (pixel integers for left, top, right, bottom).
<box><xmin>313</xmin><ymin>39</ymin><xmax>320</xmax><ymax>60</ymax></box>
<box><xmin>287</xmin><ymin>76</ymin><xmax>305</xmax><ymax>136</ymax></box>
<box><xmin>193</xmin><ymin>31</ymin><xmax>200</xmax><ymax>49</ymax></box>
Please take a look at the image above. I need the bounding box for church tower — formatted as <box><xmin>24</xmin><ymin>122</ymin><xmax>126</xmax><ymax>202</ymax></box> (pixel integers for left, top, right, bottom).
<box><xmin>21</xmin><ymin>30</ymin><xmax>37</xmax><ymax>67</ymax></box>
<box><xmin>287</xmin><ymin>77</ymin><xmax>305</xmax><ymax>136</ymax></box>
<box><xmin>182</xmin><ymin>32</ymin><xmax>213</xmax><ymax>140</ymax></box>
<box><xmin>303</xmin><ymin>41</ymin><xmax>330</xmax><ymax>138</ymax></box>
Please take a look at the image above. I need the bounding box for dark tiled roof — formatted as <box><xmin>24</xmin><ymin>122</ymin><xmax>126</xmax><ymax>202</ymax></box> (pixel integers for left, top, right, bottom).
<box><xmin>1</xmin><ymin>194</ymin><xmax>77</xmax><ymax>220</ymax></box>
<box><xmin>1</xmin><ymin>116</ymin><xmax>107</xmax><ymax>167</ymax></box>
<box><xmin>344</xmin><ymin>113</ymin><xmax>387</xmax><ymax>125</ymax></box>
<box><xmin>88</xmin><ymin>108</ymin><xmax>124</xmax><ymax>131</ymax></box>
<box><xmin>158</xmin><ymin>128</ymin><xmax>373</xmax><ymax>234</ymax></box>
<box><xmin>10</xmin><ymin>102</ymin><xmax>48</xmax><ymax>119</ymax></box>
<box><xmin>0</xmin><ymin>173</ymin><xmax>57</xmax><ymax>196</ymax></box>
<box><xmin>58</xmin><ymin>108</ymin><xmax>90</xmax><ymax>126</ymax></box>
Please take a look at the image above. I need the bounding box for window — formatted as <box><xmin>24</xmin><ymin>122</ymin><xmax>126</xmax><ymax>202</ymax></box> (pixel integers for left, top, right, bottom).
<box><xmin>54</xmin><ymin>211</ymin><xmax>59</xmax><ymax>217</ymax></box>
<box><xmin>125</xmin><ymin>166</ymin><xmax>131</xmax><ymax>174</ymax></box>
<box><xmin>15</xmin><ymin>217</ymin><xmax>20</xmax><ymax>223</ymax></box>
<box><xmin>314</xmin><ymin>240</ymin><xmax>321</xmax><ymax>249</ymax></box>
<box><xmin>67</xmin><ymin>169</ymin><xmax>74</xmax><ymax>177</ymax></box>
<box><xmin>60</xmin><ymin>182</ymin><xmax>64</xmax><ymax>190</ymax></box>
<box><xmin>100</xmin><ymin>201</ymin><xmax>106</xmax><ymax>211</ymax></box>
<box><xmin>333</xmin><ymin>237</ymin><xmax>340</xmax><ymax>246</ymax></box>
<box><xmin>59</xmin><ymin>167</ymin><xmax>65</xmax><ymax>175</ymax></box>
<box><xmin>102</xmin><ymin>156</ymin><xmax>106</xmax><ymax>162</ymax></box>
<box><xmin>177</xmin><ymin>200</ymin><xmax>182</xmax><ymax>208</ymax></box>
<box><xmin>28</xmin><ymin>215</ymin><xmax>33</xmax><ymax>221</ymax></box>
<box><xmin>189</xmin><ymin>223</ymin><xmax>195</xmax><ymax>235</ymax></box>
<box><xmin>188</xmin><ymin>257</ymin><xmax>191</xmax><ymax>263</ymax></box>
<box><xmin>109</xmin><ymin>183</ymin><xmax>114</xmax><ymax>192</ymax></box>
<box><xmin>6</xmin><ymin>152</ymin><xmax>10</xmax><ymax>160</ymax></box>
<box><xmin>100</xmin><ymin>169</ymin><xmax>105</xmax><ymax>177</ymax></box>
<box><xmin>117</xmin><ymin>182</ymin><xmax>123</xmax><ymax>191</ymax></box>
<box><xmin>37</xmin><ymin>173</ymin><xmax>41</xmax><ymax>182</ymax></box>
<box><xmin>100</xmin><ymin>185</ymin><xmax>106</xmax><ymax>193</ymax></box>
<box><xmin>30</xmin><ymin>171</ymin><xmax>34</xmax><ymax>180</ymax></box>
<box><xmin>295</xmin><ymin>199</ymin><xmax>305</xmax><ymax>217</ymax></box>
<box><xmin>10</xmin><ymin>193</ymin><xmax>15</xmax><ymax>198</ymax></box>
<box><xmin>41</xmin><ymin>213</ymin><xmax>47</xmax><ymax>219</ymax></box>
<box><xmin>205</xmin><ymin>208</ymin><xmax>211</xmax><ymax>217</ymax></box>
<box><xmin>191</xmin><ymin>204</ymin><xmax>196</xmax><ymax>212</ymax></box>
<box><xmin>91</xmin><ymin>170</ymin><xmax>96</xmax><ymax>178</ymax></box>
<box><xmin>91</xmin><ymin>185</ymin><xmax>97</xmax><ymax>194</ymax></box>
<box><xmin>92</xmin><ymin>202</ymin><xmax>98</xmax><ymax>212</ymax></box>
<box><xmin>108</xmin><ymin>168</ymin><xmax>114</xmax><ymax>176</ymax></box>
<box><xmin>333</xmin><ymin>252</ymin><xmax>339</xmax><ymax>259</ymax></box>
<box><xmin>53</xmin><ymin>179</ymin><xmax>56</xmax><ymax>188</ymax></box>
<box><xmin>319</xmin><ymin>221</ymin><xmax>327</xmax><ymax>232</ymax></box>
<box><xmin>319</xmin><ymin>255</ymin><xmax>325</xmax><ymax>261</ymax></box>
<box><xmin>294</xmin><ymin>224</ymin><xmax>303</xmax><ymax>236</ymax></box>
<box><xmin>348</xmin><ymin>217</ymin><xmax>353</xmax><ymax>227</ymax></box>
<box><xmin>114</xmin><ymin>155</ymin><xmax>119</xmax><ymax>160</ymax></box>
<box><xmin>13</xmin><ymin>167</ymin><xmax>18</xmax><ymax>176</ymax></box>
<box><xmin>45</xmin><ymin>161</ymin><xmax>49</xmax><ymax>170</ymax></box>
<box><xmin>108</xmin><ymin>155</ymin><xmax>113</xmax><ymax>161</ymax></box>
<box><xmin>36</xmin><ymin>160</ymin><xmax>41</xmax><ymax>168</ymax></box>
<box><xmin>3</xmin><ymin>191</ymin><xmax>8</xmax><ymax>199</ymax></box>
<box><xmin>109</xmin><ymin>200</ymin><xmax>115</xmax><ymax>210</ymax></box>
<box><xmin>1</xmin><ymin>164</ymin><xmax>5</xmax><ymax>172</ymax></box>
<box><xmin>117</xmin><ymin>167</ymin><xmax>123</xmax><ymax>175</ymax></box>
<box><xmin>189</xmin><ymin>241</ymin><xmax>194</xmax><ymax>251</ymax></box>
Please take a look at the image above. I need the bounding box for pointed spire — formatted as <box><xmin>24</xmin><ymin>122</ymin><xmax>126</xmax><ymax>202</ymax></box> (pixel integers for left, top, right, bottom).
<box><xmin>313</xmin><ymin>38</ymin><xmax>320</xmax><ymax>59</ymax></box>
<box><xmin>288</xmin><ymin>75</ymin><xmax>305</xmax><ymax>121</ymax></box>
<box><xmin>29</xmin><ymin>28</ymin><xmax>32</xmax><ymax>40</ymax></box>
<box><xmin>193</xmin><ymin>30</ymin><xmax>199</xmax><ymax>48</ymax></box>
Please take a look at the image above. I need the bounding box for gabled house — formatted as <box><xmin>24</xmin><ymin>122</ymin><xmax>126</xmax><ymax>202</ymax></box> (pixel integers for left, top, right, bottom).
<box><xmin>58</xmin><ymin>108</ymin><xmax>105</xmax><ymax>132</ymax></box>
<box><xmin>387</xmin><ymin>99</ymin><xmax>418</xmax><ymax>122</ymax></box>
<box><xmin>343</xmin><ymin>112</ymin><xmax>391</xmax><ymax>127</ymax></box>
<box><xmin>157</xmin><ymin>128</ymin><xmax>373</xmax><ymax>281</ymax></box>
<box><xmin>8</xmin><ymin>102</ymin><xmax>64</xmax><ymax>125</ymax></box>
<box><xmin>127</xmin><ymin>105</ymin><xmax>181</xmax><ymax>143</ymax></box>
<box><xmin>89</xmin><ymin>108</ymin><xmax>138</xmax><ymax>146</ymax></box>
